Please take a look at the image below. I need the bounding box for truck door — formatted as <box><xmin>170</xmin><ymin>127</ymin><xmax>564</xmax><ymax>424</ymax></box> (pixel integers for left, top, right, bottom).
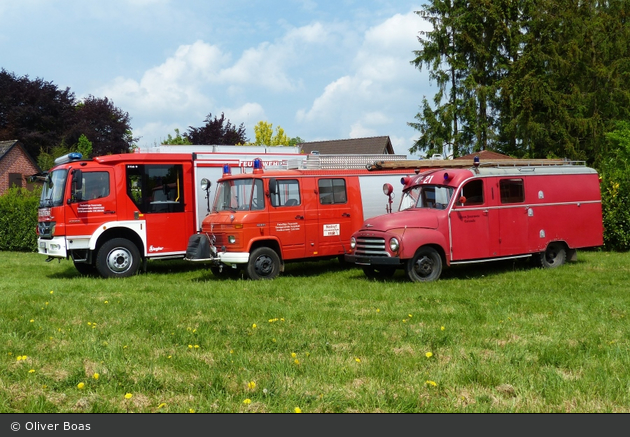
<box><xmin>496</xmin><ymin>178</ymin><xmax>528</xmax><ymax>256</ymax></box>
<box><xmin>268</xmin><ymin>178</ymin><xmax>306</xmax><ymax>260</ymax></box>
<box><xmin>316</xmin><ymin>177</ymin><xmax>353</xmax><ymax>257</ymax></box>
<box><xmin>449</xmin><ymin>179</ymin><xmax>492</xmax><ymax>260</ymax></box>
<box><xmin>66</xmin><ymin>169</ymin><xmax>117</xmax><ymax>238</ymax></box>
<box><xmin>126</xmin><ymin>163</ymin><xmax>193</xmax><ymax>256</ymax></box>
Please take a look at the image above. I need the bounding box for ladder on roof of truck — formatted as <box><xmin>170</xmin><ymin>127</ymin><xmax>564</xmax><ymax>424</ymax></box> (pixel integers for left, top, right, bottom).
<box><xmin>284</xmin><ymin>154</ymin><xmax>408</xmax><ymax>170</ymax></box>
<box><xmin>365</xmin><ymin>158</ymin><xmax>587</xmax><ymax>171</ymax></box>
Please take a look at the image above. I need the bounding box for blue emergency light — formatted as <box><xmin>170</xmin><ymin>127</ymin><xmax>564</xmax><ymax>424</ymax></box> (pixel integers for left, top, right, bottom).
<box><xmin>223</xmin><ymin>164</ymin><xmax>231</xmax><ymax>176</ymax></box>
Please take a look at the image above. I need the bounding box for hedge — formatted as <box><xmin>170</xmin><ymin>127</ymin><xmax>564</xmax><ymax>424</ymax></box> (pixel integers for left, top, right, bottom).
<box><xmin>0</xmin><ymin>187</ymin><xmax>41</xmax><ymax>252</ymax></box>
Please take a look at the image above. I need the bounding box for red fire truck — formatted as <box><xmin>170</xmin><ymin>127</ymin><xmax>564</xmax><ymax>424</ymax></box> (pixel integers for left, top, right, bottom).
<box><xmin>345</xmin><ymin>158</ymin><xmax>604</xmax><ymax>281</ymax></box>
<box><xmin>184</xmin><ymin>154</ymin><xmax>419</xmax><ymax>279</ymax></box>
<box><xmin>36</xmin><ymin>146</ymin><xmax>315</xmax><ymax>278</ymax></box>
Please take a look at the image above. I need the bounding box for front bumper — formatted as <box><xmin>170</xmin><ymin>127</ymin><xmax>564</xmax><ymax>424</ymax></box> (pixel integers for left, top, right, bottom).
<box><xmin>38</xmin><ymin>237</ymin><xmax>68</xmax><ymax>258</ymax></box>
<box><xmin>345</xmin><ymin>254</ymin><xmax>402</xmax><ymax>267</ymax></box>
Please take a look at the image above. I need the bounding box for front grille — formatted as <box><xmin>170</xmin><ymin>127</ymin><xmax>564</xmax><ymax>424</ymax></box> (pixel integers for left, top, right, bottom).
<box><xmin>38</xmin><ymin>221</ymin><xmax>55</xmax><ymax>239</ymax></box>
<box><xmin>355</xmin><ymin>236</ymin><xmax>389</xmax><ymax>258</ymax></box>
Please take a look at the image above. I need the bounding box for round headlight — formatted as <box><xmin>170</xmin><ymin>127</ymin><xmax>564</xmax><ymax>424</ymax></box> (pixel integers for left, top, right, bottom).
<box><xmin>350</xmin><ymin>236</ymin><xmax>356</xmax><ymax>249</ymax></box>
<box><xmin>389</xmin><ymin>237</ymin><xmax>399</xmax><ymax>252</ymax></box>
<box><xmin>228</xmin><ymin>235</ymin><xmax>236</xmax><ymax>244</ymax></box>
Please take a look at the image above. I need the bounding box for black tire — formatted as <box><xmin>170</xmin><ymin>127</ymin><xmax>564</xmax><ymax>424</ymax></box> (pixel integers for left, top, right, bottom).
<box><xmin>538</xmin><ymin>242</ymin><xmax>567</xmax><ymax>269</ymax></box>
<box><xmin>362</xmin><ymin>266</ymin><xmax>396</xmax><ymax>279</ymax></box>
<box><xmin>245</xmin><ymin>247</ymin><xmax>281</xmax><ymax>280</ymax></box>
<box><xmin>73</xmin><ymin>261</ymin><xmax>96</xmax><ymax>276</ymax></box>
<box><xmin>95</xmin><ymin>238</ymin><xmax>141</xmax><ymax>278</ymax></box>
<box><xmin>405</xmin><ymin>247</ymin><xmax>443</xmax><ymax>282</ymax></box>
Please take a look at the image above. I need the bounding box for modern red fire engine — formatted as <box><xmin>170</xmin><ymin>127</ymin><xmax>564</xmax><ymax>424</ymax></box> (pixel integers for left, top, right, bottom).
<box><xmin>36</xmin><ymin>146</ymin><xmax>314</xmax><ymax>278</ymax></box>
<box><xmin>345</xmin><ymin>158</ymin><xmax>604</xmax><ymax>281</ymax></box>
<box><xmin>184</xmin><ymin>154</ymin><xmax>420</xmax><ymax>279</ymax></box>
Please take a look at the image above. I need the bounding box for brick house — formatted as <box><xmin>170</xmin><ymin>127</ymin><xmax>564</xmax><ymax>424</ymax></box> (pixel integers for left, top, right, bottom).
<box><xmin>0</xmin><ymin>140</ymin><xmax>42</xmax><ymax>196</ymax></box>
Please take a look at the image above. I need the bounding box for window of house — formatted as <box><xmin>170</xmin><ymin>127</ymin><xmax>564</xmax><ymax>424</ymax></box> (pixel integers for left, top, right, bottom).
<box><xmin>9</xmin><ymin>173</ymin><xmax>22</xmax><ymax>188</ymax></box>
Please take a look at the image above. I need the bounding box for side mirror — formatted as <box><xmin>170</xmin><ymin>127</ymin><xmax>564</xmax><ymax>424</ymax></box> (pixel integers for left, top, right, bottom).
<box><xmin>268</xmin><ymin>178</ymin><xmax>278</xmax><ymax>195</ymax></box>
<box><xmin>72</xmin><ymin>169</ymin><xmax>83</xmax><ymax>191</ymax></box>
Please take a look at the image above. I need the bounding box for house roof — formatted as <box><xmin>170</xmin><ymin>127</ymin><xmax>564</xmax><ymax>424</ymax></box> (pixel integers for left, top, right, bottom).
<box><xmin>0</xmin><ymin>139</ymin><xmax>41</xmax><ymax>172</ymax></box>
<box><xmin>297</xmin><ymin>136</ymin><xmax>396</xmax><ymax>155</ymax></box>
<box><xmin>455</xmin><ymin>150</ymin><xmax>513</xmax><ymax>160</ymax></box>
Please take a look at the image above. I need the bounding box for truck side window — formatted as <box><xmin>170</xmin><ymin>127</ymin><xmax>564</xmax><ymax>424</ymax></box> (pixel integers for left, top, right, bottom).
<box><xmin>271</xmin><ymin>179</ymin><xmax>300</xmax><ymax>207</ymax></box>
<box><xmin>500</xmin><ymin>178</ymin><xmax>524</xmax><ymax>203</ymax></box>
<box><xmin>126</xmin><ymin>164</ymin><xmax>185</xmax><ymax>213</ymax></box>
<box><xmin>461</xmin><ymin>180</ymin><xmax>484</xmax><ymax>205</ymax></box>
<box><xmin>319</xmin><ymin>178</ymin><xmax>347</xmax><ymax>204</ymax></box>
<box><xmin>81</xmin><ymin>172</ymin><xmax>110</xmax><ymax>201</ymax></box>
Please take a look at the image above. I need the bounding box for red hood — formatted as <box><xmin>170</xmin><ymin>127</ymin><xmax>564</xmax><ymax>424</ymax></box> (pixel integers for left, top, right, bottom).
<box><xmin>361</xmin><ymin>209</ymin><xmax>439</xmax><ymax>231</ymax></box>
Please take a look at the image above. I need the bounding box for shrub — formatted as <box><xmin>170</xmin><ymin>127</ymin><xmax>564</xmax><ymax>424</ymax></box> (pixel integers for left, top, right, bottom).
<box><xmin>599</xmin><ymin>121</ymin><xmax>630</xmax><ymax>251</ymax></box>
<box><xmin>0</xmin><ymin>186</ymin><xmax>41</xmax><ymax>252</ymax></box>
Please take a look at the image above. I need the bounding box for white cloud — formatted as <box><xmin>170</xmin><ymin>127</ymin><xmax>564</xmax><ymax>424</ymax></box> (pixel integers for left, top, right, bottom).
<box><xmin>295</xmin><ymin>10</ymin><xmax>431</xmax><ymax>153</ymax></box>
<box><xmin>96</xmin><ymin>40</ymin><xmax>229</xmax><ymax>115</ymax></box>
<box><xmin>218</xmin><ymin>22</ymin><xmax>329</xmax><ymax>91</ymax></box>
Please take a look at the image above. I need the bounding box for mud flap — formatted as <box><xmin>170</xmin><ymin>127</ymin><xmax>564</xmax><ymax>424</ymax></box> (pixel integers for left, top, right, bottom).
<box><xmin>185</xmin><ymin>233</ymin><xmax>211</xmax><ymax>260</ymax></box>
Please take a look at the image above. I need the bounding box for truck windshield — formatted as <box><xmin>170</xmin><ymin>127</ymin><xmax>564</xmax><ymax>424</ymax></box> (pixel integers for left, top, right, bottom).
<box><xmin>39</xmin><ymin>169</ymin><xmax>68</xmax><ymax>207</ymax></box>
<box><xmin>212</xmin><ymin>178</ymin><xmax>265</xmax><ymax>212</ymax></box>
<box><xmin>399</xmin><ymin>185</ymin><xmax>453</xmax><ymax>211</ymax></box>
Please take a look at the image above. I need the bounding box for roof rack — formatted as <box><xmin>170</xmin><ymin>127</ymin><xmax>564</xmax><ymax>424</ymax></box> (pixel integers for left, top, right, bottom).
<box><xmin>366</xmin><ymin>158</ymin><xmax>586</xmax><ymax>171</ymax></box>
<box><xmin>285</xmin><ymin>154</ymin><xmax>408</xmax><ymax>170</ymax></box>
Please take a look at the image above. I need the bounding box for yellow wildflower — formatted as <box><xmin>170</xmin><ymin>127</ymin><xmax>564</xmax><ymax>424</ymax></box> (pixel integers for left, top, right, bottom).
<box><xmin>93</xmin><ymin>373</ymin><xmax>100</xmax><ymax>380</ymax></box>
<box><xmin>425</xmin><ymin>352</ymin><xmax>433</xmax><ymax>358</ymax></box>
<box><xmin>77</xmin><ymin>382</ymin><xmax>85</xmax><ymax>389</ymax></box>
<box><xmin>248</xmin><ymin>381</ymin><xmax>256</xmax><ymax>390</ymax></box>
<box><xmin>294</xmin><ymin>407</ymin><xmax>302</xmax><ymax>413</ymax></box>
<box><xmin>243</xmin><ymin>398</ymin><xmax>252</xmax><ymax>405</ymax></box>
<box><xmin>426</xmin><ymin>380</ymin><xmax>437</xmax><ymax>387</ymax></box>
<box><xmin>125</xmin><ymin>393</ymin><xmax>133</xmax><ymax>399</ymax></box>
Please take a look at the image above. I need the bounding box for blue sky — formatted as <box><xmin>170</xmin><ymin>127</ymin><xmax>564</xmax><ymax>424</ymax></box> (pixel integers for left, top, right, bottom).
<box><xmin>1</xmin><ymin>0</ymin><xmax>433</xmax><ymax>157</ymax></box>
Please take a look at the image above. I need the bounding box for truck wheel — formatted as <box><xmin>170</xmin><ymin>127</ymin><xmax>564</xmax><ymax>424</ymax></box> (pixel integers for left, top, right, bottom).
<box><xmin>538</xmin><ymin>242</ymin><xmax>567</xmax><ymax>269</ymax></box>
<box><xmin>362</xmin><ymin>266</ymin><xmax>396</xmax><ymax>279</ymax></box>
<box><xmin>245</xmin><ymin>247</ymin><xmax>280</xmax><ymax>280</ymax></box>
<box><xmin>406</xmin><ymin>247</ymin><xmax>442</xmax><ymax>282</ymax></box>
<box><xmin>95</xmin><ymin>238</ymin><xmax>141</xmax><ymax>278</ymax></box>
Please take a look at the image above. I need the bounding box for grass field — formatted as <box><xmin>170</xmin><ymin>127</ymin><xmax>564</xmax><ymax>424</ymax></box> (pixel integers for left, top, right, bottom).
<box><xmin>1</xmin><ymin>249</ymin><xmax>629</xmax><ymax>413</ymax></box>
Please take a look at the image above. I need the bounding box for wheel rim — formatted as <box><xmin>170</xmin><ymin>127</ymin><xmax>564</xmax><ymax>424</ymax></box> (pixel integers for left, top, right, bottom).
<box><xmin>254</xmin><ymin>254</ymin><xmax>274</xmax><ymax>276</ymax></box>
<box><xmin>106</xmin><ymin>248</ymin><xmax>132</xmax><ymax>273</ymax></box>
<box><xmin>545</xmin><ymin>244</ymin><xmax>561</xmax><ymax>265</ymax></box>
<box><xmin>414</xmin><ymin>255</ymin><xmax>434</xmax><ymax>278</ymax></box>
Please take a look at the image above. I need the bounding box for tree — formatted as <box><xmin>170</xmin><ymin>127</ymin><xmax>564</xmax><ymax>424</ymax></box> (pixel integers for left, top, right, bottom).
<box><xmin>289</xmin><ymin>136</ymin><xmax>305</xmax><ymax>147</ymax></box>
<box><xmin>0</xmin><ymin>70</ymin><xmax>137</xmax><ymax>161</ymax></box>
<box><xmin>0</xmin><ymin>69</ymin><xmax>76</xmax><ymax>160</ymax></box>
<box><xmin>411</xmin><ymin>0</ymin><xmax>630</xmax><ymax>164</ymax></box>
<box><xmin>185</xmin><ymin>112</ymin><xmax>248</xmax><ymax>145</ymax></box>
<box><xmin>248</xmin><ymin>121</ymin><xmax>290</xmax><ymax>146</ymax></box>
<box><xmin>162</xmin><ymin>128</ymin><xmax>192</xmax><ymax>145</ymax></box>
<box><xmin>64</xmin><ymin>95</ymin><xmax>136</xmax><ymax>156</ymax></box>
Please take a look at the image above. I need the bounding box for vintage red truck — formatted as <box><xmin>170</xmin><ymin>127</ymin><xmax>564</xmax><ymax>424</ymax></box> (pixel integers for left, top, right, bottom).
<box><xmin>184</xmin><ymin>154</ymin><xmax>419</xmax><ymax>279</ymax></box>
<box><xmin>345</xmin><ymin>158</ymin><xmax>604</xmax><ymax>281</ymax></box>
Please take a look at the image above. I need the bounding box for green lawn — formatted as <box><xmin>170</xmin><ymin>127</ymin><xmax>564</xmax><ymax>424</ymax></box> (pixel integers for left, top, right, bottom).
<box><xmin>1</xmin><ymin>249</ymin><xmax>628</xmax><ymax>413</ymax></box>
